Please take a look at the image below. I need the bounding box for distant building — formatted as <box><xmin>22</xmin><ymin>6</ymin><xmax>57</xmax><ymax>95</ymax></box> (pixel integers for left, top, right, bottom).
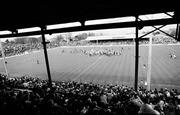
<box><xmin>85</xmin><ymin>34</ymin><xmax>150</xmax><ymax>43</ymax></box>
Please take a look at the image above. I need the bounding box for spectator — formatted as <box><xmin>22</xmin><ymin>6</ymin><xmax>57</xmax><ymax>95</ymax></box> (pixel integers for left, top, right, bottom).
<box><xmin>0</xmin><ymin>73</ymin><xmax>180</xmax><ymax>115</ymax></box>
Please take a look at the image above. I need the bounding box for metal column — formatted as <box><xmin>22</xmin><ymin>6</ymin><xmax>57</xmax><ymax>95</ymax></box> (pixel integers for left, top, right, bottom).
<box><xmin>41</xmin><ymin>26</ymin><xmax>52</xmax><ymax>87</ymax></box>
<box><xmin>177</xmin><ymin>24</ymin><xmax>180</xmax><ymax>40</ymax></box>
<box><xmin>134</xmin><ymin>15</ymin><xmax>139</xmax><ymax>91</ymax></box>
<box><xmin>0</xmin><ymin>40</ymin><xmax>9</xmax><ymax>77</ymax></box>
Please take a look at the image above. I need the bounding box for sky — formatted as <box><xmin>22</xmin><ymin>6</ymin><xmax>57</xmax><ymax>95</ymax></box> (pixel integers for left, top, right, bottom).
<box><xmin>0</xmin><ymin>12</ymin><xmax>176</xmax><ymax>42</ymax></box>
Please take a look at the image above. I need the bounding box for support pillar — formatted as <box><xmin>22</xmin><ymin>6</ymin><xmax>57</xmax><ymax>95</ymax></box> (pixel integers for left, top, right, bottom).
<box><xmin>134</xmin><ymin>15</ymin><xmax>139</xmax><ymax>91</ymax></box>
<box><xmin>0</xmin><ymin>40</ymin><xmax>9</xmax><ymax>77</ymax></box>
<box><xmin>41</xmin><ymin>26</ymin><xmax>52</xmax><ymax>87</ymax></box>
<box><xmin>177</xmin><ymin>24</ymin><xmax>180</xmax><ymax>41</ymax></box>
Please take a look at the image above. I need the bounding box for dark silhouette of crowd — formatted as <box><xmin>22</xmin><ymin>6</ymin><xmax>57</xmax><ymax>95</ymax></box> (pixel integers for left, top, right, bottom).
<box><xmin>1</xmin><ymin>73</ymin><xmax>180</xmax><ymax>115</ymax></box>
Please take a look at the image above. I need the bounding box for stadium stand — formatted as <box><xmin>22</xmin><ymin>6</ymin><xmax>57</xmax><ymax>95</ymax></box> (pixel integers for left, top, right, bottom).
<box><xmin>1</xmin><ymin>73</ymin><xmax>180</xmax><ymax>115</ymax></box>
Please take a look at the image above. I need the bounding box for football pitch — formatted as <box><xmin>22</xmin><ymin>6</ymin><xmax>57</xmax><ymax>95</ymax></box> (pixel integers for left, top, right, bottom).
<box><xmin>1</xmin><ymin>44</ymin><xmax>180</xmax><ymax>90</ymax></box>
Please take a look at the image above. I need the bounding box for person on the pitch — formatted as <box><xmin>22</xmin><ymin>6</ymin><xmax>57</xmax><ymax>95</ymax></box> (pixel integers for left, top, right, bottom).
<box><xmin>143</xmin><ymin>64</ymin><xmax>146</xmax><ymax>69</ymax></box>
<box><xmin>37</xmin><ymin>60</ymin><xmax>39</xmax><ymax>64</ymax></box>
<box><xmin>169</xmin><ymin>53</ymin><xmax>176</xmax><ymax>59</ymax></box>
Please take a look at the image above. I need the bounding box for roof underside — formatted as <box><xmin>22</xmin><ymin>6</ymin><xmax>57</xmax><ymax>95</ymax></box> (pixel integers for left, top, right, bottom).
<box><xmin>0</xmin><ymin>1</ymin><xmax>178</xmax><ymax>37</ymax></box>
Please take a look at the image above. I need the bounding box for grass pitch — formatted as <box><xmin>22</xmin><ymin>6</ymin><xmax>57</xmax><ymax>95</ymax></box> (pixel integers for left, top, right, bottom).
<box><xmin>1</xmin><ymin>44</ymin><xmax>180</xmax><ymax>90</ymax></box>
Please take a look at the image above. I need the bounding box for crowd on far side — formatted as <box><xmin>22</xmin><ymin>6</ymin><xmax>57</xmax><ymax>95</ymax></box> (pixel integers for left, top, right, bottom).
<box><xmin>0</xmin><ymin>36</ymin><xmax>179</xmax><ymax>58</ymax></box>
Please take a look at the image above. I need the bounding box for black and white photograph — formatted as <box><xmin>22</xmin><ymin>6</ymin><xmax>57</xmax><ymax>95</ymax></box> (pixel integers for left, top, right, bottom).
<box><xmin>0</xmin><ymin>1</ymin><xmax>179</xmax><ymax>115</ymax></box>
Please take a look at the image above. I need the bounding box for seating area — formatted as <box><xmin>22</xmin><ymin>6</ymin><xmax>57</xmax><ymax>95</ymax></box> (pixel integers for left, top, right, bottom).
<box><xmin>1</xmin><ymin>73</ymin><xmax>180</xmax><ymax>115</ymax></box>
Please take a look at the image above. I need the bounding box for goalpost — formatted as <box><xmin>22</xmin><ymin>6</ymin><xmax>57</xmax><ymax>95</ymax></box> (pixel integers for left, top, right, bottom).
<box><xmin>0</xmin><ymin>40</ymin><xmax>9</xmax><ymax>77</ymax></box>
<box><xmin>146</xmin><ymin>36</ymin><xmax>152</xmax><ymax>90</ymax></box>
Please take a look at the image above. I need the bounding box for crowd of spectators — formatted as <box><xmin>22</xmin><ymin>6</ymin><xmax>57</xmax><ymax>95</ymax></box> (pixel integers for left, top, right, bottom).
<box><xmin>1</xmin><ymin>73</ymin><xmax>180</xmax><ymax>115</ymax></box>
<box><xmin>0</xmin><ymin>43</ymin><xmax>42</xmax><ymax>57</ymax></box>
<box><xmin>69</xmin><ymin>47</ymin><xmax>124</xmax><ymax>57</ymax></box>
<box><xmin>0</xmin><ymin>36</ymin><xmax>179</xmax><ymax>58</ymax></box>
<box><xmin>152</xmin><ymin>35</ymin><xmax>178</xmax><ymax>44</ymax></box>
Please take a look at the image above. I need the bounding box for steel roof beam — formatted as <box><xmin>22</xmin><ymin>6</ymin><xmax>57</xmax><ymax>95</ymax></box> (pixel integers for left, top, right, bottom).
<box><xmin>0</xmin><ymin>18</ymin><xmax>178</xmax><ymax>39</ymax></box>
